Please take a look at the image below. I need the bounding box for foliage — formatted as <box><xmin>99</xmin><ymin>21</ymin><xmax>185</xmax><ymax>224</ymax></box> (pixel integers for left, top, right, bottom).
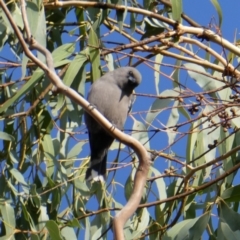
<box><xmin>0</xmin><ymin>0</ymin><xmax>240</xmax><ymax>239</ymax></box>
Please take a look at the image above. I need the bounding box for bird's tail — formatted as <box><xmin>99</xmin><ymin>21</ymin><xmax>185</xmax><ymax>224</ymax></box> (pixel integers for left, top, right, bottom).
<box><xmin>85</xmin><ymin>154</ymin><xmax>107</xmax><ymax>182</ymax></box>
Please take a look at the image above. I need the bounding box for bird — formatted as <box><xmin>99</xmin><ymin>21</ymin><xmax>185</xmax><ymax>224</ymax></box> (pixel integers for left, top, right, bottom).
<box><xmin>84</xmin><ymin>67</ymin><xmax>142</xmax><ymax>181</ymax></box>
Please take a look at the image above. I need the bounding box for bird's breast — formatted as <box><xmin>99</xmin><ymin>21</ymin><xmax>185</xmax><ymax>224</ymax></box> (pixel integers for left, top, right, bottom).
<box><xmin>87</xmin><ymin>83</ymin><xmax>131</xmax><ymax>130</ymax></box>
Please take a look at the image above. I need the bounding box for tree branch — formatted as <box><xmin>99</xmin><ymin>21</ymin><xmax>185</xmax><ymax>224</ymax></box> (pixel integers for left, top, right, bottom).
<box><xmin>44</xmin><ymin>1</ymin><xmax>240</xmax><ymax>59</ymax></box>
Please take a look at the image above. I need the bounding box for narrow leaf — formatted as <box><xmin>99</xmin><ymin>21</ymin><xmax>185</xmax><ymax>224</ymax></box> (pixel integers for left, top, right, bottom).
<box><xmin>154</xmin><ymin>54</ymin><xmax>163</xmax><ymax>95</ymax></box>
<box><xmin>0</xmin><ymin>131</ymin><xmax>14</xmax><ymax>141</ymax></box>
<box><xmin>63</xmin><ymin>50</ymin><xmax>87</xmax><ymax>87</ymax></box>
<box><xmin>184</xmin><ymin>63</ymin><xmax>218</xmax><ymax>99</ymax></box>
<box><xmin>46</xmin><ymin>220</ymin><xmax>62</xmax><ymax>240</ymax></box>
<box><xmin>52</xmin><ymin>43</ymin><xmax>75</xmax><ymax>63</ymax></box>
<box><xmin>89</xmin><ymin>28</ymin><xmax>101</xmax><ymax>81</ymax></box>
<box><xmin>210</xmin><ymin>0</ymin><xmax>222</xmax><ymax>28</ymax></box>
<box><xmin>145</xmin><ymin>89</ymin><xmax>179</xmax><ymax>128</ymax></box>
<box><xmin>221</xmin><ymin>184</ymin><xmax>240</xmax><ymax>202</ymax></box>
<box><xmin>170</xmin><ymin>0</ymin><xmax>182</xmax><ymax>22</ymax></box>
<box><xmin>0</xmin><ymin>202</ymin><xmax>16</xmax><ymax>237</ymax></box>
<box><xmin>0</xmin><ymin>69</ymin><xmax>43</xmax><ymax>113</ymax></box>
<box><xmin>132</xmin><ymin>119</ymin><xmax>150</xmax><ymax>149</ymax></box>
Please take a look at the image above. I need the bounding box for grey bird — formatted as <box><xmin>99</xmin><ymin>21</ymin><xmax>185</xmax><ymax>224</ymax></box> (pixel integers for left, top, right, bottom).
<box><xmin>84</xmin><ymin>67</ymin><xmax>142</xmax><ymax>181</ymax></box>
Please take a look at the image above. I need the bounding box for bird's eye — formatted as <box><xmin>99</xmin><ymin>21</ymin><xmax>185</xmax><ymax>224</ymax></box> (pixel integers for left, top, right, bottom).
<box><xmin>129</xmin><ymin>71</ymin><xmax>133</xmax><ymax>76</ymax></box>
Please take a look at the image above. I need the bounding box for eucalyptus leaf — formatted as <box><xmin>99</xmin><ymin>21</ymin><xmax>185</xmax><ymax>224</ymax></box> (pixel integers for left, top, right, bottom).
<box><xmin>184</xmin><ymin>63</ymin><xmax>218</xmax><ymax>100</ymax></box>
<box><xmin>170</xmin><ymin>0</ymin><xmax>182</xmax><ymax>22</ymax></box>
<box><xmin>46</xmin><ymin>220</ymin><xmax>62</xmax><ymax>240</ymax></box>
<box><xmin>145</xmin><ymin>88</ymin><xmax>179</xmax><ymax>128</ymax></box>
<box><xmin>0</xmin><ymin>202</ymin><xmax>16</xmax><ymax>237</ymax></box>
<box><xmin>89</xmin><ymin>28</ymin><xmax>101</xmax><ymax>81</ymax></box>
<box><xmin>210</xmin><ymin>0</ymin><xmax>222</xmax><ymax>28</ymax></box>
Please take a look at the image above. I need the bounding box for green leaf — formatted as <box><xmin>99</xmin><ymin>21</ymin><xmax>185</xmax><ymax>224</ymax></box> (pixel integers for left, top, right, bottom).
<box><xmin>90</xmin><ymin>213</ymin><xmax>104</xmax><ymax>240</ymax></box>
<box><xmin>31</xmin><ymin>234</ymin><xmax>40</xmax><ymax>240</ymax></box>
<box><xmin>143</xmin><ymin>0</ymin><xmax>152</xmax><ymax>10</ymax></box>
<box><xmin>184</xmin><ymin>63</ymin><xmax>218</xmax><ymax>100</ymax></box>
<box><xmin>20</xmin><ymin>200</ymin><xmax>29</xmax><ymax>222</ymax></box>
<box><xmin>12</xmin><ymin>2</ymin><xmax>24</xmax><ymax>29</ymax></box>
<box><xmin>92</xmin><ymin>226</ymin><xmax>104</xmax><ymax>240</ymax></box>
<box><xmin>22</xmin><ymin>52</ymin><xmax>28</xmax><ymax>78</ymax></box>
<box><xmin>125</xmin><ymin>169</ymin><xmax>134</xmax><ymax>201</ymax></box>
<box><xmin>86</xmin><ymin>2</ymin><xmax>108</xmax><ymax>31</ymax></box>
<box><xmin>221</xmin><ymin>184</ymin><xmax>240</xmax><ymax>202</ymax></box>
<box><xmin>51</xmin><ymin>188</ymin><xmax>62</xmax><ymax>212</ymax></box>
<box><xmin>26</xmin><ymin>1</ymin><xmax>46</xmax><ymax>62</ymax></box>
<box><xmin>219</xmin><ymin>200</ymin><xmax>240</xmax><ymax>233</ymax></box>
<box><xmin>210</xmin><ymin>0</ymin><xmax>222</xmax><ymax>28</ymax></box>
<box><xmin>34</xmin><ymin>2</ymin><xmax>47</xmax><ymax>62</ymax></box>
<box><xmin>149</xmin><ymin>221</ymin><xmax>160</xmax><ymax>240</ymax></box>
<box><xmin>200</xmin><ymin>106</ymin><xmax>219</xmax><ymax>180</ymax></box>
<box><xmin>144</xmin><ymin>17</ymin><xmax>169</xmax><ymax>28</ymax></box>
<box><xmin>130</xmin><ymin>12</ymin><xmax>136</xmax><ymax>33</ymax></box>
<box><xmin>165</xmin><ymin>212</ymin><xmax>210</xmax><ymax>240</ymax></box>
<box><xmin>104</xmin><ymin>53</ymin><xmax>114</xmax><ymax>71</ymax></box>
<box><xmin>61</xmin><ymin>226</ymin><xmax>78</xmax><ymax>240</ymax></box>
<box><xmin>62</xmin><ymin>50</ymin><xmax>87</xmax><ymax>87</ymax></box>
<box><xmin>141</xmin><ymin>21</ymin><xmax>165</xmax><ymax>40</ymax></box>
<box><xmin>145</xmin><ymin>88</ymin><xmax>179</xmax><ymax>128</ymax></box>
<box><xmin>166</xmin><ymin>100</ymin><xmax>179</xmax><ymax>146</ymax></box>
<box><xmin>67</xmin><ymin>142</ymin><xmax>85</xmax><ymax>159</ymax></box>
<box><xmin>10</xmin><ymin>168</ymin><xmax>28</xmax><ymax>186</ymax></box>
<box><xmin>201</xmin><ymin>106</ymin><xmax>220</xmax><ymax>170</ymax></box>
<box><xmin>220</xmin><ymin>222</ymin><xmax>240</xmax><ymax>240</ymax></box>
<box><xmin>41</xmin><ymin>134</ymin><xmax>55</xmax><ymax>177</ymax></box>
<box><xmin>151</xmin><ymin>167</ymin><xmax>167</xmax><ymax>210</ymax></box>
<box><xmin>74</xmin><ymin>179</ymin><xmax>90</xmax><ymax>196</ymax></box>
<box><xmin>52</xmin><ymin>43</ymin><xmax>76</xmax><ymax>63</ymax></box>
<box><xmin>116</xmin><ymin>0</ymin><xmax>127</xmax><ymax>32</ymax></box>
<box><xmin>42</xmin><ymin>134</ymin><xmax>55</xmax><ymax>157</ymax></box>
<box><xmin>132</xmin><ymin>119</ymin><xmax>150</xmax><ymax>149</ymax></box>
<box><xmin>219</xmin><ymin>128</ymin><xmax>235</xmax><ymax>187</ymax></box>
<box><xmin>29</xmin><ymin>184</ymin><xmax>41</xmax><ymax>208</ymax></box>
<box><xmin>0</xmin><ymin>69</ymin><xmax>44</xmax><ymax>114</ymax></box>
<box><xmin>186</xmin><ymin>120</ymin><xmax>199</xmax><ymax>164</ymax></box>
<box><xmin>37</xmin><ymin>206</ymin><xmax>49</xmax><ymax>231</ymax></box>
<box><xmin>191</xmin><ymin>130</ymin><xmax>205</xmax><ymax>186</ymax></box>
<box><xmin>89</xmin><ymin>28</ymin><xmax>101</xmax><ymax>81</ymax></box>
<box><xmin>34</xmin><ymin>109</ymin><xmax>53</xmax><ymax>134</ymax></box>
<box><xmin>0</xmin><ymin>22</ymin><xmax>7</xmax><ymax>49</ymax></box>
<box><xmin>132</xmin><ymin>208</ymin><xmax>150</xmax><ymax>238</ymax></box>
<box><xmin>0</xmin><ymin>201</ymin><xmax>16</xmax><ymax>237</ymax></box>
<box><xmin>170</xmin><ymin>0</ymin><xmax>182</xmax><ymax>22</ymax></box>
<box><xmin>188</xmin><ymin>212</ymin><xmax>211</xmax><ymax>240</ymax></box>
<box><xmin>0</xmin><ymin>131</ymin><xmax>14</xmax><ymax>141</ymax></box>
<box><xmin>45</xmin><ymin>220</ymin><xmax>62</xmax><ymax>240</ymax></box>
<box><xmin>0</xmin><ymin>6</ymin><xmax>15</xmax><ymax>36</ymax></box>
<box><xmin>154</xmin><ymin>54</ymin><xmax>163</xmax><ymax>95</ymax></box>
<box><xmin>66</xmin><ymin>218</ymin><xmax>81</xmax><ymax>228</ymax></box>
<box><xmin>218</xmin><ymin>200</ymin><xmax>240</xmax><ymax>239</ymax></box>
<box><xmin>164</xmin><ymin>219</ymin><xmax>193</xmax><ymax>239</ymax></box>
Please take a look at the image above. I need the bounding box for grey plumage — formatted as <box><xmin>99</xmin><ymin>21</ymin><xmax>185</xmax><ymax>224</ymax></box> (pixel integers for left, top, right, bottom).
<box><xmin>84</xmin><ymin>67</ymin><xmax>142</xmax><ymax>181</ymax></box>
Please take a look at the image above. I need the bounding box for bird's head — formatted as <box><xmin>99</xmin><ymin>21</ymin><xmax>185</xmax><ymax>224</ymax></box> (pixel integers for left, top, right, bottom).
<box><xmin>114</xmin><ymin>67</ymin><xmax>142</xmax><ymax>93</ymax></box>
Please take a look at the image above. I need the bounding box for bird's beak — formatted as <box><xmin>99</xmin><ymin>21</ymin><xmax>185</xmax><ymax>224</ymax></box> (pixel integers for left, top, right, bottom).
<box><xmin>128</xmin><ymin>75</ymin><xmax>136</xmax><ymax>84</ymax></box>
